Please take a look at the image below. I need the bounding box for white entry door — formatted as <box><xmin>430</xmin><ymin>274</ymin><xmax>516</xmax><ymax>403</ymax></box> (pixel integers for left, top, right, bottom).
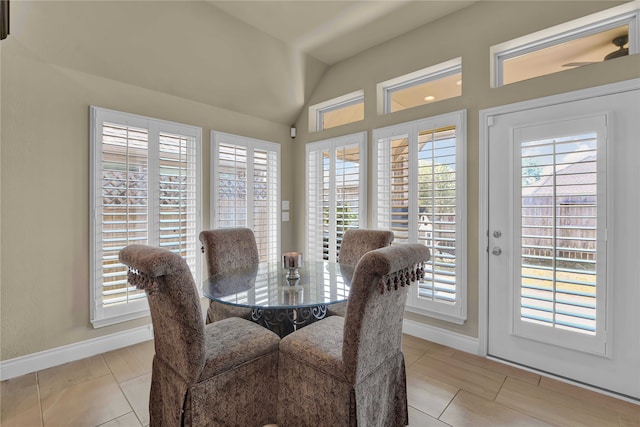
<box><xmin>486</xmin><ymin>81</ymin><xmax>640</xmax><ymax>399</ymax></box>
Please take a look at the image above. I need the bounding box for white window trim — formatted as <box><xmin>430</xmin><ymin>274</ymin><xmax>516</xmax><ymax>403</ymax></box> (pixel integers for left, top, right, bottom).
<box><xmin>373</xmin><ymin>110</ymin><xmax>467</xmax><ymax>324</ymax></box>
<box><xmin>491</xmin><ymin>0</ymin><xmax>640</xmax><ymax>87</ymax></box>
<box><xmin>377</xmin><ymin>57</ymin><xmax>462</xmax><ymax>115</ymax></box>
<box><xmin>306</xmin><ymin>131</ymin><xmax>368</xmax><ymax>262</ymax></box>
<box><xmin>210</xmin><ymin>131</ymin><xmax>281</xmax><ymax>262</ymax></box>
<box><xmin>90</xmin><ymin>107</ymin><xmax>202</xmax><ymax>328</ymax></box>
<box><xmin>308</xmin><ymin>90</ymin><xmax>364</xmax><ymax>132</ymax></box>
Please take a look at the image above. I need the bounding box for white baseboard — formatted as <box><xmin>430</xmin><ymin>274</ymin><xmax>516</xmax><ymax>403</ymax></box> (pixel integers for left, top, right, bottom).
<box><xmin>0</xmin><ymin>325</ymin><xmax>154</xmax><ymax>381</ymax></box>
<box><xmin>1</xmin><ymin>320</ymin><xmax>473</xmax><ymax>381</ymax></box>
<box><xmin>402</xmin><ymin>318</ymin><xmax>479</xmax><ymax>355</ymax></box>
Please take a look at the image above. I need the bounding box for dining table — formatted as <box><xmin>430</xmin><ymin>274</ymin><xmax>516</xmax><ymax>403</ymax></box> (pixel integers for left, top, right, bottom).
<box><xmin>203</xmin><ymin>260</ymin><xmax>353</xmax><ymax>337</ymax></box>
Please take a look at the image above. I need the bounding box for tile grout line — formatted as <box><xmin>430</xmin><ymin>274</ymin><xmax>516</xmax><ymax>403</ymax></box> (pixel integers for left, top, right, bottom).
<box><xmin>494</xmin><ymin>374</ymin><xmax>509</xmax><ymax>402</ymax></box>
<box><xmin>437</xmin><ymin>387</ymin><xmax>461</xmax><ymax>422</ymax></box>
<box><xmin>99</xmin><ymin>353</ymin><xmax>144</xmax><ymax>427</ymax></box>
<box><xmin>36</xmin><ymin>371</ymin><xmax>44</xmax><ymax>427</ymax></box>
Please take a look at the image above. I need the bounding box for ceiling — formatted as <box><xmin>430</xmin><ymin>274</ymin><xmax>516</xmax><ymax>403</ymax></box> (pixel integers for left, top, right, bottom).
<box><xmin>208</xmin><ymin>1</ymin><xmax>476</xmax><ymax>66</ymax></box>
<box><xmin>17</xmin><ymin>1</ymin><xmax>626</xmax><ymax>127</ymax></box>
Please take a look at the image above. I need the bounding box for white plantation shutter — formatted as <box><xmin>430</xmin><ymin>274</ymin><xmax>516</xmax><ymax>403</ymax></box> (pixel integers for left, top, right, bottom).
<box><xmin>374</xmin><ymin>111</ymin><xmax>467</xmax><ymax>323</ymax></box>
<box><xmin>252</xmin><ymin>148</ymin><xmax>279</xmax><ymax>261</ymax></box>
<box><xmin>212</xmin><ymin>132</ymin><xmax>280</xmax><ymax>262</ymax></box>
<box><xmin>90</xmin><ymin>107</ymin><xmax>202</xmax><ymax>327</ymax></box>
<box><xmin>306</xmin><ymin>148</ymin><xmax>324</xmax><ymax>262</ymax></box>
<box><xmin>217</xmin><ymin>142</ymin><xmax>248</xmax><ymax>227</ymax></box>
<box><xmin>158</xmin><ymin>131</ymin><xmax>199</xmax><ymax>274</ymax></box>
<box><xmin>519</xmin><ymin>131</ymin><xmax>602</xmax><ymax>336</ymax></box>
<box><xmin>418</xmin><ymin>127</ymin><xmax>458</xmax><ymax>304</ymax></box>
<box><xmin>98</xmin><ymin>121</ymin><xmax>149</xmax><ymax>310</ymax></box>
<box><xmin>306</xmin><ymin>132</ymin><xmax>367</xmax><ymax>262</ymax></box>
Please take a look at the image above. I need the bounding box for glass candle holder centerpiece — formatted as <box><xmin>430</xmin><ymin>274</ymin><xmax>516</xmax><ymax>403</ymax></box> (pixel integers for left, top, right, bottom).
<box><xmin>282</xmin><ymin>252</ymin><xmax>303</xmax><ymax>283</ymax></box>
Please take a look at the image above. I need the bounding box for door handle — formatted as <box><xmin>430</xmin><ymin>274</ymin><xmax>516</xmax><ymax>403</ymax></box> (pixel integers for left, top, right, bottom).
<box><xmin>492</xmin><ymin>247</ymin><xmax>502</xmax><ymax>256</ymax></box>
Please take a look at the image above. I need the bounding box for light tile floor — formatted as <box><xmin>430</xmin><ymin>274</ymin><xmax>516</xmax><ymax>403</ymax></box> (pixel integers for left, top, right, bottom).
<box><xmin>2</xmin><ymin>334</ymin><xmax>639</xmax><ymax>426</ymax></box>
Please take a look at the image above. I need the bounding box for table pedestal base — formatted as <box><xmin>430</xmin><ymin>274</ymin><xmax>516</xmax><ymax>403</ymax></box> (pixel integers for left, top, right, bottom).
<box><xmin>251</xmin><ymin>305</ymin><xmax>328</xmax><ymax>338</ymax></box>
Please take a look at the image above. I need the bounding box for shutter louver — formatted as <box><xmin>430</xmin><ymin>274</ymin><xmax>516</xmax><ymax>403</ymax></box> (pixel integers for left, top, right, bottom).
<box><xmin>218</xmin><ymin>143</ymin><xmax>248</xmax><ymax>228</ymax></box>
<box><xmin>335</xmin><ymin>145</ymin><xmax>361</xmax><ymax>254</ymax></box>
<box><xmin>214</xmin><ymin>134</ymin><xmax>280</xmax><ymax>262</ymax></box>
<box><xmin>306</xmin><ymin>133</ymin><xmax>366</xmax><ymax>263</ymax></box>
<box><xmin>101</xmin><ymin>122</ymin><xmax>148</xmax><ymax>306</ymax></box>
<box><xmin>158</xmin><ymin>132</ymin><xmax>198</xmax><ymax>273</ymax></box>
<box><xmin>252</xmin><ymin>149</ymin><xmax>279</xmax><ymax>262</ymax></box>
<box><xmin>306</xmin><ymin>149</ymin><xmax>324</xmax><ymax>261</ymax></box>
<box><xmin>418</xmin><ymin>127</ymin><xmax>458</xmax><ymax>303</ymax></box>
<box><xmin>520</xmin><ymin>134</ymin><xmax>598</xmax><ymax>334</ymax></box>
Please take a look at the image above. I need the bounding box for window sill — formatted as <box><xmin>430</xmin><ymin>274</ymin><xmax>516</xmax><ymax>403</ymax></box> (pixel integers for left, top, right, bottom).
<box><xmin>91</xmin><ymin>308</ymin><xmax>150</xmax><ymax>329</ymax></box>
<box><xmin>405</xmin><ymin>305</ymin><xmax>466</xmax><ymax>325</ymax></box>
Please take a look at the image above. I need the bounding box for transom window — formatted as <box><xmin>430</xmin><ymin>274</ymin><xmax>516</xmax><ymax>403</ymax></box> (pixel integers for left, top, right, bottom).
<box><xmin>491</xmin><ymin>2</ymin><xmax>638</xmax><ymax>87</ymax></box>
<box><xmin>378</xmin><ymin>58</ymin><xmax>462</xmax><ymax>114</ymax></box>
<box><xmin>309</xmin><ymin>91</ymin><xmax>364</xmax><ymax>132</ymax></box>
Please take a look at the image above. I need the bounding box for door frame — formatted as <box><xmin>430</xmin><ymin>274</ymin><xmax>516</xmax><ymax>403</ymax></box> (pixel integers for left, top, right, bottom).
<box><xmin>478</xmin><ymin>78</ymin><xmax>640</xmax><ymax>362</ymax></box>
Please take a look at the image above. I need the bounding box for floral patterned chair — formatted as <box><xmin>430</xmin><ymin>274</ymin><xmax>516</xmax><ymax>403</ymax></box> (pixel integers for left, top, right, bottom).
<box><xmin>277</xmin><ymin>243</ymin><xmax>430</xmax><ymax>427</ymax></box>
<box><xmin>199</xmin><ymin>228</ymin><xmax>258</xmax><ymax>323</ymax></box>
<box><xmin>119</xmin><ymin>244</ymin><xmax>280</xmax><ymax>426</ymax></box>
<box><xmin>328</xmin><ymin>228</ymin><xmax>395</xmax><ymax>316</ymax></box>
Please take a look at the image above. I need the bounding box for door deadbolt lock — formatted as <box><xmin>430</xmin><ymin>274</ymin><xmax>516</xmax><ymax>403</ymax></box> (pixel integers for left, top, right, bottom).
<box><xmin>493</xmin><ymin>230</ymin><xmax>502</xmax><ymax>238</ymax></box>
<box><xmin>492</xmin><ymin>247</ymin><xmax>502</xmax><ymax>256</ymax></box>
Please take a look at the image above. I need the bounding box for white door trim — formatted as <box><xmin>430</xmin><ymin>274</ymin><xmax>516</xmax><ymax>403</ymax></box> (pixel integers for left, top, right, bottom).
<box><xmin>478</xmin><ymin>78</ymin><xmax>640</xmax><ymax>358</ymax></box>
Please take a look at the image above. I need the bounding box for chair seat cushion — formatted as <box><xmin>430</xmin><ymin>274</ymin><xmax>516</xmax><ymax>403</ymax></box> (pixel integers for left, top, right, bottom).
<box><xmin>200</xmin><ymin>317</ymin><xmax>280</xmax><ymax>380</ymax></box>
<box><xmin>279</xmin><ymin>315</ymin><xmax>346</xmax><ymax>380</ymax></box>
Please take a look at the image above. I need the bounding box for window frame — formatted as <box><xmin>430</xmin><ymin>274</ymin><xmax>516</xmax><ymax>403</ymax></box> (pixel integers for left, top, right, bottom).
<box><xmin>90</xmin><ymin>106</ymin><xmax>202</xmax><ymax>328</ymax></box>
<box><xmin>210</xmin><ymin>131</ymin><xmax>281</xmax><ymax>262</ymax></box>
<box><xmin>308</xmin><ymin>90</ymin><xmax>365</xmax><ymax>132</ymax></box>
<box><xmin>377</xmin><ymin>58</ymin><xmax>462</xmax><ymax>114</ymax></box>
<box><xmin>373</xmin><ymin>110</ymin><xmax>467</xmax><ymax>324</ymax></box>
<box><xmin>491</xmin><ymin>1</ymin><xmax>639</xmax><ymax>87</ymax></box>
<box><xmin>306</xmin><ymin>132</ymin><xmax>368</xmax><ymax>262</ymax></box>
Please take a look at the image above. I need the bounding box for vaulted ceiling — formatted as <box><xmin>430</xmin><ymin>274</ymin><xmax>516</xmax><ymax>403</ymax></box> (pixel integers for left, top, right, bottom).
<box><xmin>208</xmin><ymin>1</ymin><xmax>476</xmax><ymax>66</ymax></box>
<box><xmin>14</xmin><ymin>1</ymin><xmax>475</xmax><ymax>125</ymax></box>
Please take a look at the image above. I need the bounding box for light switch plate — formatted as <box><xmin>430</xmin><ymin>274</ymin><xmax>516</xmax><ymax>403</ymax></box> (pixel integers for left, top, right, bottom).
<box><xmin>282</xmin><ymin>212</ymin><xmax>290</xmax><ymax>222</ymax></box>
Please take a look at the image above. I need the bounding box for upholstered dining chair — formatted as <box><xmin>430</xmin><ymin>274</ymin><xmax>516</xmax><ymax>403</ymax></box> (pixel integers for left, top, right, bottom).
<box><xmin>277</xmin><ymin>243</ymin><xmax>430</xmax><ymax>427</ymax></box>
<box><xmin>199</xmin><ymin>228</ymin><xmax>257</xmax><ymax>323</ymax></box>
<box><xmin>119</xmin><ymin>244</ymin><xmax>280</xmax><ymax>427</ymax></box>
<box><xmin>328</xmin><ymin>228</ymin><xmax>395</xmax><ymax>316</ymax></box>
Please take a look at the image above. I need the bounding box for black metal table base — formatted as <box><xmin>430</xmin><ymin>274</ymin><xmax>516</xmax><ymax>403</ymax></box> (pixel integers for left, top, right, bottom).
<box><xmin>251</xmin><ymin>305</ymin><xmax>328</xmax><ymax>338</ymax></box>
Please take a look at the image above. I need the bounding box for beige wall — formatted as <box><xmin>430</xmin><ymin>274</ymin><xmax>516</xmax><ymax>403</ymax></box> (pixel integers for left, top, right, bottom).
<box><xmin>291</xmin><ymin>1</ymin><xmax>640</xmax><ymax>338</ymax></box>
<box><xmin>0</xmin><ymin>1</ymin><xmax>312</xmax><ymax>360</ymax></box>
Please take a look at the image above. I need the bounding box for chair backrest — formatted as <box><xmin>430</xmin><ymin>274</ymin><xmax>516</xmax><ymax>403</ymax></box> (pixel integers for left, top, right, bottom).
<box><xmin>199</xmin><ymin>228</ymin><xmax>260</xmax><ymax>276</ymax></box>
<box><xmin>342</xmin><ymin>243</ymin><xmax>430</xmax><ymax>383</ymax></box>
<box><xmin>119</xmin><ymin>245</ymin><xmax>205</xmax><ymax>383</ymax></box>
<box><xmin>338</xmin><ymin>229</ymin><xmax>394</xmax><ymax>267</ymax></box>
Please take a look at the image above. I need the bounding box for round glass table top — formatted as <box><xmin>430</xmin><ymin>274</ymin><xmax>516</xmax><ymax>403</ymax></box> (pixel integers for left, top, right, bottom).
<box><xmin>203</xmin><ymin>261</ymin><xmax>353</xmax><ymax>309</ymax></box>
